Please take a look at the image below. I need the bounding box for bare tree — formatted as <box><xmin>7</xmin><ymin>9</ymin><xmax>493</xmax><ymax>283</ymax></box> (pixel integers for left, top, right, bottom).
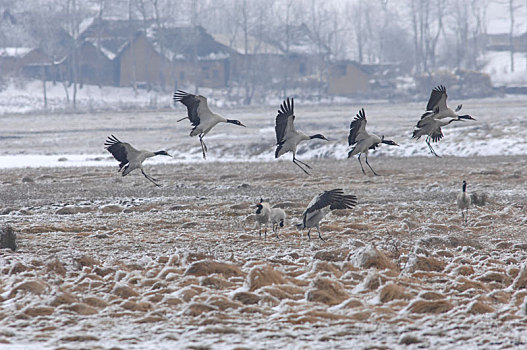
<box><xmin>452</xmin><ymin>0</ymin><xmax>469</xmax><ymax>70</ymax></box>
<box><xmin>65</xmin><ymin>0</ymin><xmax>82</xmax><ymax>109</ymax></box>
<box><xmin>508</xmin><ymin>0</ymin><xmax>516</xmax><ymax>72</ymax></box>
<box><xmin>351</xmin><ymin>0</ymin><xmax>366</xmax><ymax>63</ymax></box>
<box><xmin>469</xmin><ymin>0</ymin><xmax>490</xmax><ymax>70</ymax></box>
<box><xmin>274</xmin><ymin>0</ymin><xmax>298</xmax><ymax>97</ymax></box>
<box><xmin>151</xmin><ymin>0</ymin><xmax>167</xmax><ymax>90</ymax></box>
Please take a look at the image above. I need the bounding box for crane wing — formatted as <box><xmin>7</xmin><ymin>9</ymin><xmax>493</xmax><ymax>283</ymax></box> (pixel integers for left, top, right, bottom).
<box><xmin>104</xmin><ymin>135</ymin><xmax>138</xmax><ymax>165</ymax></box>
<box><xmin>275</xmin><ymin>98</ymin><xmax>296</xmax><ymax>144</ymax></box>
<box><xmin>348</xmin><ymin>108</ymin><xmax>368</xmax><ymax>145</ymax></box>
<box><xmin>305</xmin><ymin>189</ymin><xmax>356</xmax><ymax>214</ymax></box>
<box><xmin>173</xmin><ymin>90</ymin><xmax>211</xmax><ymax>127</ymax></box>
<box><xmin>429</xmin><ymin>127</ymin><xmax>444</xmax><ymax>143</ymax></box>
<box><xmin>425</xmin><ymin>85</ymin><xmax>447</xmax><ymax>112</ymax></box>
<box><xmin>329</xmin><ymin>194</ymin><xmax>358</xmax><ymax>210</ymax></box>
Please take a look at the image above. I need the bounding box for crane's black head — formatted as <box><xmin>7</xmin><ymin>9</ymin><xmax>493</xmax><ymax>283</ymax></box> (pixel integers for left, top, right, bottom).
<box><xmin>227</xmin><ymin>119</ymin><xmax>246</xmax><ymax>127</ymax></box>
<box><xmin>458</xmin><ymin>115</ymin><xmax>475</xmax><ymax>121</ymax></box>
<box><xmin>381</xmin><ymin>135</ymin><xmax>398</xmax><ymax>146</ymax></box>
<box><xmin>154</xmin><ymin>150</ymin><xmax>172</xmax><ymax>157</ymax></box>
<box><xmin>255</xmin><ymin>203</ymin><xmax>263</xmax><ymax>214</ymax></box>
<box><xmin>310</xmin><ymin>133</ymin><xmax>328</xmax><ymax>141</ymax></box>
<box><xmin>295</xmin><ymin>222</ymin><xmax>304</xmax><ymax>230</ymax></box>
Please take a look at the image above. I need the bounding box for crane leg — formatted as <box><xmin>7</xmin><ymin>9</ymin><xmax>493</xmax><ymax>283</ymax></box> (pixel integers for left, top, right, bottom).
<box><xmin>426</xmin><ymin>137</ymin><xmax>441</xmax><ymax>158</ymax></box>
<box><xmin>317</xmin><ymin>226</ymin><xmax>326</xmax><ymax>241</ymax></box>
<box><xmin>199</xmin><ymin>135</ymin><xmax>207</xmax><ymax>159</ymax></box>
<box><xmin>307</xmin><ymin>228</ymin><xmax>312</xmax><ymax>240</ymax></box>
<box><xmin>294</xmin><ymin>157</ymin><xmax>312</xmax><ymax>169</ymax></box>
<box><xmin>364</xmin><ymin>154</ymin><xmax>379</xmax><ymax>176</ymax></box>
<box><xmin>293</xmin><ymin>157</ymin><xmax>311</xmax><ymax>176</ymax></box>
<box><xmin>357</xmin><ymin>154</ymin><xmax>366</xmax><ymax>175</ymax></box>
<box><xmin>141</xmin><ymin>169</ymin><xmax>161</xmax><ymax>187</ymax></box>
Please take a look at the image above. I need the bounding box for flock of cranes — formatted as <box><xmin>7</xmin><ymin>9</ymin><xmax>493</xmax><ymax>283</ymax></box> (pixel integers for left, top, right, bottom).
<box><xmin>105</xmin><ymin>85</ymin><xmax>476</xmax><ymax>239</ymax></box>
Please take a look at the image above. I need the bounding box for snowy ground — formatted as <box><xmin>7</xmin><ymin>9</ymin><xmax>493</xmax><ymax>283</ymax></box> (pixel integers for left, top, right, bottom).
<box><xmin>1</xmin><ymin>157</ymin><xmax>527</xmax><ymax>349</ymax></box>
<box><xmin>483</xmin><ymin>51</ymin><xmax>527</xmax><ymax>87</ymax></box>
<box><xmin>1</xmin><ymin>94</ymin><xmax>527</xmax><ymax>166</ymax></box>
<box><xmin>1</xmin><ymin>98</ymin><xmax>527</xmax><ymax>349</ymax></box>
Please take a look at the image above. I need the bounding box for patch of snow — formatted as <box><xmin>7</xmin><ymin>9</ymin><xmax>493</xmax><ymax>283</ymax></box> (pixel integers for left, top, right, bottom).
<box><xmin>482</xmin><ymin>51</ymin><xmax>527</xmax><ymax>87</ymax></box>
<box><xmin>0</xmin><ymin>47</ymin><xmax>32</xmax><ymax>57</ymax></box>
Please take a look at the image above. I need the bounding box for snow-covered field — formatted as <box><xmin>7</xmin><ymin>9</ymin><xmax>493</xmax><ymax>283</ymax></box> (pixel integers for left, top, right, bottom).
<box><xmin>1</xmin><ymin>98</ymin><xmax>527</xmax><ymax>349</ymax></box>
<box><xmin>1</xmin><ymin>95</ymin><xmax>527</xmax><ymax>167</ymax></box>
<box><xmin>483</xmin><ymin>51</ymin><xmax>527</xmax><ymax>87</ymax></box>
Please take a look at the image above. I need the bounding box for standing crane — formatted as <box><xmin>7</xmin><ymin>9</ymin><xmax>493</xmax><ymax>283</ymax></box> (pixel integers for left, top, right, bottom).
<box><xmin>104</xmin><ymin>135</ymin><xmax>171</xmax><ymax>187</ymax></box>
<box><xmin>296</xmin><ymin>189</ymin><xmax>357</xmax><ymax>241</ymax></box>
<box><xmin>348</xmin><ymin>108</ymin><xmax>398</xmax><ymax>176</ymax></box>
<box><xmin>173</xmin><ymin>90</ymin><xmax>246</xmax><ymax>159</ymax></box>
<box><xmin>255</xmin><ymin>200</ymin><xmax>271</xmax><ymax>238</ymax></box>
<box><xmin>269</xmin><ymin>207</ymin><xmax>286</xmax><ymax>236</ymax></box>
<box><xmin>274</xmin><ymin>98</ymin><xmax>328</xmax><ymax>175</ymax></box>
<box><xmin>457</xmin><ymin>180</ymin><xmax>471</xmax><ymax>225</ymax></box>
<box><xmin>413</xmin><ymin>85</ymin><xmax>475</xmax><ymax>157</ymax></box>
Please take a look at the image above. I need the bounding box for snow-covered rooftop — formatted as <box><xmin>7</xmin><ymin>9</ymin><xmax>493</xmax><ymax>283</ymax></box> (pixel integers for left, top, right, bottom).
<box><xmin>0</xmin><ymin>47</ymin><xmax>32</xmax><ymax>58</ymax></box>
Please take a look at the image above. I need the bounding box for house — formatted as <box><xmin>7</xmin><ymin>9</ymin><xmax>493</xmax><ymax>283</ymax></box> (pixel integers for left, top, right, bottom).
<box><xmin>212</xmin><ymin>33</ymin><xmax>284</xmax><ymax>87</ymax></box>
<box><xmin>264</xmin><ymin>23</ymin><xmax>329</xmax><ymax>79</ymax></box>
<box><xmin>72</xmin><ymin>20</ymin><xmax>231</xmax><ymax>89</ymax></box>
<box><xmin>18</xmin><ymin>48</ymin><xmax>54</xmax><ymax>79</ymax></box>
<box><xmin>153</xmin><ymin>26</ymin><xmax>233</xmax><ymax>88</ymax></box>
<box><xmin>0</xmin><ymin>47</ymin><xmax>32</xmax><ymax>75</ymax></box>
<box><xmin>115</xmin><ymin>31</ymin><xmax>175</xmax><ymax>88</ymax></box>
<box><xmin>77</xmin><ymin>18</ymin><xmax>174</xmax><ymax>88</ymax></box>
<box><xmin>327</xmin><ymin>60</ymin><xmax>372</xmax><ymax>96</ymax></box>
<box><xmin>213</xmin><ymin>24</ymin><xmax>329</xmax><ymax>94</ymax></box>
<box><xmin>482</xmin><ymin>32</ymin><xmax>527</xmax><ymax>52</ymax></box>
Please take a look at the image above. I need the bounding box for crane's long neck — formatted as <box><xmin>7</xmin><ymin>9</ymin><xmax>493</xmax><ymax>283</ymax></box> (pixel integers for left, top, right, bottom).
<box><xmin>445</xmin><ymin>118</ymin><xmax>459</xmax><ymax>126</ymax></box>
<box><xmin>462</xmin><ymin>182</ymin><xmax>467</xmax><ymax>192</ymax></box>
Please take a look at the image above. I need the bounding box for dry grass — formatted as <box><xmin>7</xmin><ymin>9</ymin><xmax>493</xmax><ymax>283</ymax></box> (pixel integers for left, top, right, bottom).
<box><xmin>1</xmin><ymin>157</ymin><xmax>527</xmax><ymax>348</ymax></box>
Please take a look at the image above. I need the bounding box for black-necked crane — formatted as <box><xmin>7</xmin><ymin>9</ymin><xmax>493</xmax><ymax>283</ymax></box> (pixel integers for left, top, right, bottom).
<box><xmin>173</xmin><ymin>90</ymin><xmax>246</xmax><ymax>159</ymax></box>
<box><xmin>270</xmin><ymin>207</ymin><xmax>286</xmax><ymax>235</ymax></box>
<box><xmin>457</xmin><ymin>180</ymin><xmax>471</xmax><ymax>225</ymax></box>
<box><xmin>255</xmin><ymin>199</ymin><xmax>271</xmax><ymax>238</ymax></box>
<box><xmin>420</xmin><ymin>85</ymin><xmax>463</xmax><ymax>120</ymax></box>
<box><xmin>348</xmin><ymin>108</ymin><xmax>398</xmax><ymax>176</ymax></box>
<box><xmin>274</xmin><ymin>98</ymin><xmax>328</xmax><ymax>175</ymax></box>
<box><xmin>296</xmin><ymin>189</ymin><xmax>357</xmax><ymax>241</ymax></box>
<box><xmin>413</xmin><ymin>85</ymin><xmax>476</xmax><ymax>157</ymax></box>
<box><xmin>104</xmin><ymin>135</ymin><xmax>171</xmax><ymax>187</ymax></box>
<box><xmin>412</xmin><ymin>114</ymin><xmax>475</xmax><ymax>157</ymax></box>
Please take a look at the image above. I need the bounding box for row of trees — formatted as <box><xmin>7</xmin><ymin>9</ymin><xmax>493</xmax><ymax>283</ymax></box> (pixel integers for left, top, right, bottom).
<box><xmin>2</xmin><ymin>0</ymin><xmax>522</xmax><ymax>72</ymax></box>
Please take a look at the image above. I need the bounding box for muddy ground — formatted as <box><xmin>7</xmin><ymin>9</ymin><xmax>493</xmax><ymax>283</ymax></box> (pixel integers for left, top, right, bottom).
<box><xmin>1</xmin><ymin>156</ymin><xmax>527</xmax><ymax>349</ymax></box>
